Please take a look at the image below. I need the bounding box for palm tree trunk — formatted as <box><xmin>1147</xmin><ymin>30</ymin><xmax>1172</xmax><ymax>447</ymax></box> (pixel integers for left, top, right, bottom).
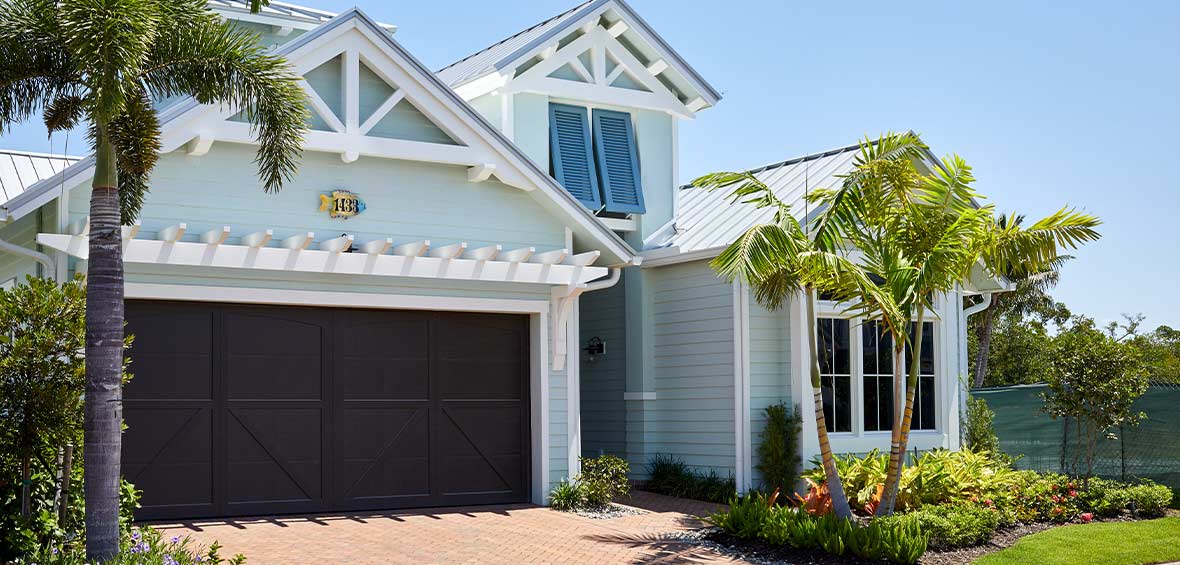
<box><xmin>84</xmin><ymin>129</ymin><xmax>124</xmax><ymax>561</ymax></box>
<box><xmin>972</xmin><ymin>300</ymin><xmax>998</xmax><ymax>388</ymax></box>
<box><xmin>877</xmin><ymin>308</ymin><xmax>926</xmax><ymax>516</ymax></box>
<box><xmin>876</xmin><ymin>333</ymin><xmax>907</xmax><ymax>516</ymax></box>
<box><xmin>805</xmin><ymin>290</ymin><xmax>852</xmax><ymax>519</ymax></box>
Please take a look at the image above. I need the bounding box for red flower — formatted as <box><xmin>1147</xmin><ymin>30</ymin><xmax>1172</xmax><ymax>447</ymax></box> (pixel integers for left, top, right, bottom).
<box><xmin>1069</xmin><ymin>490</ymin><xmax>1078</xmax><ymax>498</ymax></box>
<box><xmin>1081</xmin><ymin>512</ymin><xmax>1094</xmax><ymax>523</ymax></box>
<box><xmin>1052</xmin><ymin>495</ymin><xmax>1061</xmax><ymax>503</ymax></box>
<box><xmin>984</xmin><ymin>499</ymin><xmax>994</xmax><ymax>507</ymax></box>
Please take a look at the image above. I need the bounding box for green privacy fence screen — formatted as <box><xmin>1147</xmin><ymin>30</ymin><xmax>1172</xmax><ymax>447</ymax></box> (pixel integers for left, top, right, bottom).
<box><xmin>973</xmin><ymin>383</ymin><xmax>1180</xmax><ymax>490</ymax></box>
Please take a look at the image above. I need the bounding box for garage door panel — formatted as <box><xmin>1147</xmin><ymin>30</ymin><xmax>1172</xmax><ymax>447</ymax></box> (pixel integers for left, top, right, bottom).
<box><xmin>123</xmin><ymin>405</ymin><xmax>213</xmax><ymax>508</ymax></box>
<box><xmin>225</xmin><ymin>311</ymin><xmax>325</xmax><ymax>400</ymax></box>
<box><xmin>226</xmin><ymin>407</ymin><xmax>322</xmax><ymax>504</ymax></box>
<box><xmin>335</xmin><ymin>406</ymin><xmax>430</xmax><ymax>500</ymax></box>
<box><xmin>335</xmin><ymin>316</ymin><xmax>430</xmax><ymax>400</ymax></box>
<box><xmin>124</xmin><ymin>307</ymin><xmax>213</xmax><ymax>401</ymax></box>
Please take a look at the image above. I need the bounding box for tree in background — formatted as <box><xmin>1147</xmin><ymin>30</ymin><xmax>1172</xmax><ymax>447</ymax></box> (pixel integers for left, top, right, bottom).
<box><xmin>1043</xmin><ymin>318</ymin><xmax>1149</xmax><ymax>485</ymax></box>
<box><xmin>756</xmin><ymin>403</ymin><xmax>803</xmax><ymax>496</ymax></box>
<box><xmin>0</xmin><ymin>0</ymin><xmax>307</xmax><ymax>558</ymax></box>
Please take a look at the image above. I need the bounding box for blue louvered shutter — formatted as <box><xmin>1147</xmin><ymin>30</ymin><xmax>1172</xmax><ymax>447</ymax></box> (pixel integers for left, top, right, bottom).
<box><xmin>592</xmin><ymin>109</ymin><xmax>645</xmax><ymax>214</ymax></box>
<box><xmin>548</xmin><ymin>103</ymin><xmax>602</xmax><ymax>209</ymax></box>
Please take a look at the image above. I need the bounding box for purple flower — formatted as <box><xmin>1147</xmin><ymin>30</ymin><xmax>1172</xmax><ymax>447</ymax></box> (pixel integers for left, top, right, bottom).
<box><xmin>164</xmin><ymin>555</ymin><xmax>179</xmax><ymax>565</ymax></box>
<box><xmin>131</xmin><ymin>530</ymin><xmax>141</xmax><ymax>541</ymax></box>
<box><xmin>171</xmin><ymin>536</ymin><xmax>181</xmax><ymax>544</ymax></box>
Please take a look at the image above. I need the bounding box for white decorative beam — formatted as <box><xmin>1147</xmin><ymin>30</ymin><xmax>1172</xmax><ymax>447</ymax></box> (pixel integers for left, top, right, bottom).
<box><xmin>281</xmin><ymin>232</ymin><xmax>314</xmax><ymax>250</ymax></box>
<box><xmin>686</xmin><ymin>97</ymin><xmax>709</xmax><ymax>112</ymax></box>
<box><xmin>580</xmin><ymin>20</ymin><xmax>597</xmax><ymax>34</ymax></box>
<box><xmin>186</xmin><ymin>133</ymin><xmax>215</xmax><ymax>156</ymax></box>
<box><xmin>201</xmin><ymin>226</ymin><xmax>231</xmax><ymax>246</ymax></box>
<box><xmin>605</xmin><ymin>65</ymin><xmax>626</xmax><ymax>85</ymax></box>
<box><xmin>500</xmin><ymin>247</ymin><xmax>535</xmax><ymax>263</ymax></box>
<box><xmin>530</xmin><ymin>248</ymin><xmax>568</xmax><ymax>265</ymax></box>
<box><xmin>606</xmin><ymin>20</ymin><xmax>629</xmax><ymax>38</ymax></box>
<box><xmin>157</xmin><ymin>223</ymin><xmax>187</xmax><ymax>243</ymax></box>
<box><xmin>392</xmin><ymin>240</ymin><xmax>429</xmax><ymax>257</ymax></box>
<box><xmin>299</xmin><ymin>80</ymin><xmax>346</xmax><ymax>133</ymax></box>
<box><xmin>38</xmin><ymin>234</ymin><xmax>609</xmax><ymax>287</ymax></box>
<box><xmin>360</xmin><ymin>237</ymin><xmax>392</xmax><ymax>256</ymax></box>
<box><xmin>646</xmin><ymin>59</ymin><xmax>668</xmax><ymax>76</ymax></box>
<box><xmin>428</xmin><ymin>242</ymin><xmax>467</xmax><ymax>260</ymax></box>
<box><xmin>467</xmin><ymin>163</ymin><xmax>496</xmax><ymax>183</ymax></box>
<box><xmin>539</xmin><ymin>44</ymin><xmax>558</xmax><ymax>60</ymax></box>
<box><xmin>359</xmin><ymin>90</ymin><xmax>404</xmax><ymax>134</ymax></box>
<box><xmin>319</xmin><ymin>234</ymin><xmax>354</xmax><ymax>253</ymax></box>
<box><xmin>241</xmin><ymin>229</ymin><xmax>273</xmax><ymax>249</ymax></box>
<box><xmin>464</xmin><ymin>244</ymin><xmax>501</xmax><ymax>262</ymax></box>
<box><xmin>566</xmin><ymin>250</ymin><xmax>601</xmax><ymax>267</ymax></box>
<box><xmin>121</xmin><ymin>222</ymin><xmax>141</xmax><ymax>245</ymax></box>
<box><xmin>341</xmin><ymin>150</ymin><xmax>360</xmax><ymax>164</ymax></box>
<box><xmin>274</xmin><ymin>25</ymin><xmax>294</xmax><ymax>37</ymax></box>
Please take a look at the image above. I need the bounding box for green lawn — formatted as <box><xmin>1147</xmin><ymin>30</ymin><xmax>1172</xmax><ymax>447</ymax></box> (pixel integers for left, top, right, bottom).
<box><xmin>974</xmin><ymin>518</ymin><xmax>1180</xmax><ymax>565</ymax></box>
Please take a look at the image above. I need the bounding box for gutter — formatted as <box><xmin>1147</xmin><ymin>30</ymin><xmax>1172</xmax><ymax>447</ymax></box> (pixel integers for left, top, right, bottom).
<box><xmin>0</xmin><ymin>237</ymin><xmax>56</xmax><ymax>282</ymax></box>
<box><xmin>962</xmin><ymin>292</ymin><xmax>993</xmax><ymax>318</ymax></box>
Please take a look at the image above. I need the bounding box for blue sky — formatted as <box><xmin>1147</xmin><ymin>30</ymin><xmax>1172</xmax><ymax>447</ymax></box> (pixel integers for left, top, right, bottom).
<box><xmin>3</xmin><ymin>0</ymin><xmax>1178</xmax><ymax>328</ymax></box>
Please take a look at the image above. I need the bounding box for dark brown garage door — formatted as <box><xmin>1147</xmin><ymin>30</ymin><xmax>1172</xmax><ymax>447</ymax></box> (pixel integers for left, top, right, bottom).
<box><xmin>122</xmin><ymin>300</ymin><xmax>530</xmax><ymax>520</ymax></box>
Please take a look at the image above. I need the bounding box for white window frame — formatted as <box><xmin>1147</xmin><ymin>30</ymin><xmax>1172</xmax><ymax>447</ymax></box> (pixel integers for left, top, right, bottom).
<box><xmin>815</xmin><ymin>298</ymin><xmax>943</xmax><ymax>439</ymax></box>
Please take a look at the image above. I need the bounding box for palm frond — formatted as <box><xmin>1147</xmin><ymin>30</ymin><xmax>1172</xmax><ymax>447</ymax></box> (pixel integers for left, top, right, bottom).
<box><xmin>692</xmin><ymin>171</ymin><xmax>793</xmax><ymax>224</ymax></box>
<box><xmin>104</xmin><ymin>89</ymin><xmax>160</xmax><ymax>222</ymax></box>
<box><xmin>138</xmin><ymin>12</ymin><xmax>307</xmax><ymax>192</ymax></box>
<box><xmin>58</xmin><ymin>0</ymin><xmax>159</xmax><ymax>123</ymax></box>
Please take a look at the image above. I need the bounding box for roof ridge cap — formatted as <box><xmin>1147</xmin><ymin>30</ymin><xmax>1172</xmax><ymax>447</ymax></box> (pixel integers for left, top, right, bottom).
<box><xmin>436</xmin><ymin>0</ymin><xmax>595</xmax><ymax>73</ymax></box>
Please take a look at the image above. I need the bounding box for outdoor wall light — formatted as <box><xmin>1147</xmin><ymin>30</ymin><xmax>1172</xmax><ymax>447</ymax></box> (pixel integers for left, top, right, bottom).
<box><xmin>583</xmin><ymin>336</ymin><xmax>606</xmax><ymax>362</ymax></box>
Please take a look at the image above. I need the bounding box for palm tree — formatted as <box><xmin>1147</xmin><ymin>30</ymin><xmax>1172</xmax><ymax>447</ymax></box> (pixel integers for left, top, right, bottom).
<box><xmin>972</xmin><ymin>214</ymin><xmax>1076</xmax><ymax>388</ymax></box>
<box><xmin>812</xmin><ymin>134</ymin><xmax>1102</xmax><ymax>516</ymax></box>
<box><xmin>693</xmin><ymin>170</ymin><xmax>902</xmax><ymax>519</ymax></box>
<box><xmin>0</xmin><ymin>0</ymin><xmax>307</xmax><ymax>558</ymax></box>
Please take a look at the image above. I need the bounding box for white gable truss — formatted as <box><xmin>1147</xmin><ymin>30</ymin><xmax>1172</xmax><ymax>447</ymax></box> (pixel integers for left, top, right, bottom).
<box><xmin>509</xmin><ymin>24</ymin><xmax>694</xmax><ymax>118</ymax></box>
<box><xmin>450</xmin><ymin>0</ymin><xmax>720</xmax><ymax>118</ymax></box>
<box><xmin>9</xmin><ymin>8</ymin><xmax>636</xmax><ymax>266</ymax></box>
<box><xmin>162</xmin><ymin>13</ymin><xmax>533</xmax><ymax>183</ymax></box>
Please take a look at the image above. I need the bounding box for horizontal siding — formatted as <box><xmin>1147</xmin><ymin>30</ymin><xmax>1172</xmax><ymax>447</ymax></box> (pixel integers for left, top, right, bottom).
<box><xmin>0</xmin><ymin>211</ymin><xmax>45</xmax><ymax>284</ymax></box>
<box><xmin>747</xmin><ymin>294</ymin><xmax>792</xmax><ymax>489</ymax></box>
<box><xmin>579</xmin><ymin>277</ymin><xmax>626</xmax><ymax>459</ymax></box>
<box><xmin>68</xmin><ymin>145</ymin><xmax>567</xmax><ymax>255</ymax></box>
<box><xmin>647</xmin><ymin>260</ymin><xmax>735</xmax><ymax>478</ymax></box>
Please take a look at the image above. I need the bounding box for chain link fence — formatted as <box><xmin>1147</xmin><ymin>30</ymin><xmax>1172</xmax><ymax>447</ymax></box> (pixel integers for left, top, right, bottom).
<box><xmin>972</xmin><ymin>383</ymin><xmax>1180</xmax><ymax>491</ymax></box>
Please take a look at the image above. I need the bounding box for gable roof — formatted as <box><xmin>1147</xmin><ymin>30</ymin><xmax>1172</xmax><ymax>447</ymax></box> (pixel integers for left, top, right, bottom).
<box><xmin>436</xmin><ymin>0</ymin><xmax>721</xmax><ymax>106</ymax></box>
<box><xmin>0</xmin><ymin>150</ymin><xmax>81</xmax><ymax>203</ymax></box>
<box><xmin>2</xmin><ymin>7</ymin><xmax>637</xmax><ymax>266</ymax></box>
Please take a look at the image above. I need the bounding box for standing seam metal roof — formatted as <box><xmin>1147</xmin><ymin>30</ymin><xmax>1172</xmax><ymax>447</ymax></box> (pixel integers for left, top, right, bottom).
<box><xmin>436</xmin><ymin>0</ymin><xmax>598</xmax><ymax>86</ymax></box>
<box><xmin>204</xmin><ymin>0</ymin><xmax>337</xmax><ymax>24</ymax></box>
<box><xmin>0</xmin><ymin>150</ymin><xmax>81</xmax><ymax>203</ymax></box>
<box><xmin>669</xmin><ymin>143</ymin><xmax>865</xmax><ymax>254</ymax></box>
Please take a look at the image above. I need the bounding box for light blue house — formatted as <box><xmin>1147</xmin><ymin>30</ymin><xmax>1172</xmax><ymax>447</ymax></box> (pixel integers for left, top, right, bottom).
<box><xmin>0</xmin><ymin>0</ymin><xmax>1002</xmax><ymax>519</ymax></box>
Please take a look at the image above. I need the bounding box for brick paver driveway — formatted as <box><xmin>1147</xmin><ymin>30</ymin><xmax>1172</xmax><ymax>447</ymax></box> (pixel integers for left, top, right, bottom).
<box><xmin>153</xmin><ymin>491</ymin><xmax>751</xmax><ymax>564</ymax></box>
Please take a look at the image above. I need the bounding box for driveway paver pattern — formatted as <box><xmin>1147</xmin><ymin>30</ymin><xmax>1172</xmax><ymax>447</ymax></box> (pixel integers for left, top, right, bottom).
<box><xmin>153</xmin><ymin>490</ymin><xmax>751</xmax><ymax>564</ymax></box>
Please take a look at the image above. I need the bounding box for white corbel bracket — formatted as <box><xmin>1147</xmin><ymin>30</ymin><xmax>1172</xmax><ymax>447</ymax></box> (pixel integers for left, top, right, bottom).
<box><xmin>550</xmin><ymin>285</ymin><xmax>586</xmax><ymax>371</ymax></box>
<box><xmin>467</xmin><ymin>163</ymin><xmax>496</xmax><ymax>183</ymax></box>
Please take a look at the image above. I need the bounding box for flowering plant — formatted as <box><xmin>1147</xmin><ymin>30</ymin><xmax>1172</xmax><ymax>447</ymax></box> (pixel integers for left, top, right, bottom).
<box><xmin>17</xmin><ymin>527</ymin><xmax>245</xmax><ymax>564</ymax></box>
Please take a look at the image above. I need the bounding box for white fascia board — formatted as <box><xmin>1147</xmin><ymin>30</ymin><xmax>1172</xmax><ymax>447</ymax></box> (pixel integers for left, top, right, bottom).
<box><xmin>487</xmin><ymin>0</ymin><xmax>720</xmax><ymax>108</ymax></box>
<box><xmin>639</xmin><ymin>245</ymin><xmax>723</xmax><ymax>268</ymax></box>
<box><xmin>1</xmin><ymin>158</ymin><xmax>95</xmax><ymax>223</ymax></box>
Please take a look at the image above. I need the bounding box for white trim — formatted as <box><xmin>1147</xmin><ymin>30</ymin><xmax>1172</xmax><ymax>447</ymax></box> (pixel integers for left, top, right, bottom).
<box><xmin>732</xmin><ymin>281</ymin><xmax>751</xmax><ymax>493</ymax></box>
<box><xmin>566</xmin><ymin>295</ymin><xmax>582</xmax><ymax>479</ymax></box>
<box><xmin>600</xmin><ymin>217</ymin><xmax>637</xmax><ymax>232</ymax></box>
<box><xmin>639</xmin><ymin>245</ymin><xmax>725</xmax><ymax>267</ymax></box>
<box><xmin>39</xmin><ymin>233</ymin><xmax>607</xmax><ymax>287</ymax></box>
<box><xmin>124</xmin><ymin>282</ymin><xmax>553</xmax><ymax>505</ymax></box>
<box><xmin>622</xmin><ymin>391</ymin><xmax>656</xmax><ymax>401</ymax></box>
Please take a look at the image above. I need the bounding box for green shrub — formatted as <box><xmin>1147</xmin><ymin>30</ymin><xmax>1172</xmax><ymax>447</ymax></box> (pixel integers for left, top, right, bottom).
<box><xmin>756</xmin><ymin>403</ymin><xmax>802</xmax><ymax>494</ymax></box>
<box><xmin>708</xmin><ymin>493</ymin><xmax>772</xmax><ymax>540</ymax></box>
<box><xmin>1125</xmin><ymin>482</ymin><xmax>1173</xmax><ymax>517</ymax></box>
<box><xmin>1078</xmin><ymin>478</ymin><xmax>1173</xmax><ymax>518</ymax></box>
<box><xmin>908</xmin><ymin>504</ymin><xmax>1000</xmax><ymax>549</ymax></box>
<box><xmin>549</xmin><ymin>455</ymin><xmax>630</xmax><ymax>512</ymax></box>
<box><xmin>548</xmin><ymin>479</ymin><xmax>585</xmax><ymax>511</ymax></box>
<box><xmin>876</xmin><ymin>514</ymin><xmax>929</xmax><ymax>565</ymax></box>
<box><xmin>579</xmin><ymin>455</ymin><xmax>629</xmax><ymax>509</ymax></box>
<box><xmin>18</xmin><ymin>527</ymin><xmax>245</xmax><ymax>564</ymax></box>
<box><xmin>964</xmin><ymin>396</ymin><xmax>1005</xmax><ymax>458</ymax></box>
<box><xmin>645</xmin><ymin>454</ymin><xmax>736</xmax><ymax>504</ymax></box>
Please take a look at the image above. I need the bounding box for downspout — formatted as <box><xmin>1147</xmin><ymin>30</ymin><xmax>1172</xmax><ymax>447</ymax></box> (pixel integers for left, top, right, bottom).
<box><xmin>0</xmin><ymin>214</ymin><xmax>58</xmax><ymax>282</ymax></box>
<box><xmin>958</xmin><ymin>291</ymin><xmax>994</xmax><ymax>446</ymax></box>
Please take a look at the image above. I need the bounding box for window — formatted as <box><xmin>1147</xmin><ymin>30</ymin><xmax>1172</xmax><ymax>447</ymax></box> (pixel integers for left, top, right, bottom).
<box><xmin>862</xmin><ymin>320</ymin><xmax>894</xmax><ymax>432</ymax></box>
<box><xmin>816</xmin><ymin>317</ymin><xmax>852</xmax><ymax>433</ymax></box>
<box><xmin>908</xmin><ymin>321</ymin><xmax>936</xmax><ymax>431</ymax></box>
<box><xmin>548</xmin><ymin>103</ymin><xmax>645</xmax><ymax>214</ymax></box>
